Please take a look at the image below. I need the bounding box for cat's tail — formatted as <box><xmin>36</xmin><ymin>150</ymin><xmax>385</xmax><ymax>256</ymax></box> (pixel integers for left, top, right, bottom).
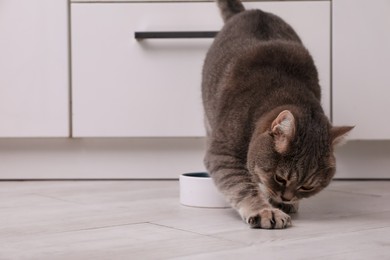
<box><xmin>217</xmin><ymin>0</ymin><xmax>245</xmax><ymax>23</ymax></box>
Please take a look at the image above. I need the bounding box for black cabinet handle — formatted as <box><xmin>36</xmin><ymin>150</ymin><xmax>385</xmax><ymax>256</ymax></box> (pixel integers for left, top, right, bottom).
<box><xmin>135</xmin><ymin>31</ymin><xmax>218</xmax><ymax>40</ymax></box>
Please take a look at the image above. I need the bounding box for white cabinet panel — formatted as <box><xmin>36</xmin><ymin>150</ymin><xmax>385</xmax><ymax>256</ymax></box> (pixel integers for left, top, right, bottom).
<box><xmin>71</xmin><ymin>3</ymin><xmax>218</xmax><ymax>137</ymax></box>
<box><xmin>333</xmin><ymin>0</ymin><xmax>390</xmax><ymax>139</ymax></box>
<box><xmin>0</xmin><ymin>0</ymin><xmax>69</xmax><ymax>137</ymax></box>
<box><xmin>71</xmin><ymin>2</ymin><xmax>330</xmax><ymax>137</ymax></box>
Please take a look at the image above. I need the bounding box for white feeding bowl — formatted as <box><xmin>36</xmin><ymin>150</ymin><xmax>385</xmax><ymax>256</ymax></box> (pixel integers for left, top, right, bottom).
<box><xmin>180</xmin><ymin>172</ymin><xmax>230</xmax><ymax>208</ymax></box>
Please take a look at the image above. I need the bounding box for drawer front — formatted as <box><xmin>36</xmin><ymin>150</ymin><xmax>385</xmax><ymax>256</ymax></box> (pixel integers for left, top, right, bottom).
<box><xmin>71</xmin><ymin>2</ymin><xmax>330</xmax><ymax>137</ymax></box>
<box><xmin>333</xmin><ymin>0</ymin><xmax>390</xmax><ymax>140</ymax></box>
<box><xmin>0</xmin><ymin>0</ymin><xmax>69</xmax><ymax>137</ymax></box>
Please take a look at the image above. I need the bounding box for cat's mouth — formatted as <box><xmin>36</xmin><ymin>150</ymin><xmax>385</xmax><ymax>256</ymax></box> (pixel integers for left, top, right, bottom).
<box><xmin>269</xmin><ymin>196</ymin><xmax>297</xmax><ymax>206</ymax></box>
<box><xmin>259</xmin><ymin>183</ymin><xmax>298</xmax><ymax>205</ymax></box>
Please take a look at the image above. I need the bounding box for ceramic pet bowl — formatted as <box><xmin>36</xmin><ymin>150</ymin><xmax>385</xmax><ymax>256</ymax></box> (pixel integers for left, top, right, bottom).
<box><xmin>179</xmin><ymin>172</ymin><xmax>230</xmax><ymax>208</ymax></box>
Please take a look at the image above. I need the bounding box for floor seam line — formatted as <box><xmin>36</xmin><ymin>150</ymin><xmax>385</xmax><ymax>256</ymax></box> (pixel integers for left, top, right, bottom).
<box><xmin>55</xmin><ymin>222</ymin><xmax>148</xmax><ymax>234</ymax></box>
<box><xmin>147</xmin><ymin>222</ymin><xmax>251</xmax><ymax>246</ymax></box>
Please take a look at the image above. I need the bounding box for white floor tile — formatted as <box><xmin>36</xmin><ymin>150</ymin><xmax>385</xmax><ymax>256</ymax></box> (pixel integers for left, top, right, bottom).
<box><xmin>0</xmin><ymin>180</ymin><xmax>389</xmax><ymax>259</ymax></box>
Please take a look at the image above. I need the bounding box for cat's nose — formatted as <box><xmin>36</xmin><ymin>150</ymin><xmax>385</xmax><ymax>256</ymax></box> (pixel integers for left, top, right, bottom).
<box><xmin>281</xmin><ymin>191</ymin><xmax>294</xmax><ymax>202</ymax></box>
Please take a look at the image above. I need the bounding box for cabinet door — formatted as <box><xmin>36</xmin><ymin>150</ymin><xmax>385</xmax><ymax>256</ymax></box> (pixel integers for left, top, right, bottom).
<box><xmin>71</xmin><ymin>2</ymin><xmax>330</xmax><ymax>137</ymax></box>
<box><xmin>333</xmin><ymin>0</ymin><xmax>390</xmax><ymax>139</ymax></box>
<box><xmin>0</xmin><ymin>0</ymin><xmax>69</xmax><ymax>137</ymax></box>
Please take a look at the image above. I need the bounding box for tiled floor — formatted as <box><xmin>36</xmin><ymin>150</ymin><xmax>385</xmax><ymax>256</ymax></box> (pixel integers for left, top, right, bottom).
<box><xmin>0</xmin><ymin>180</ymin><xmax>389</xmax><ymax>259</ymax></box>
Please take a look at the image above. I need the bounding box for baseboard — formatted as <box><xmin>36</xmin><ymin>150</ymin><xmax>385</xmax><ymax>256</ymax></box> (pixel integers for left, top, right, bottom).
<box><xmin>0</xmin><ymin>138</ymin><xmax>389</xmax><ymax>179</ymax></box>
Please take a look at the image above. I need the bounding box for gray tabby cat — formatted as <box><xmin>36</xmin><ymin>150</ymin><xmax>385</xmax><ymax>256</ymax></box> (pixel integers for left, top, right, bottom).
<box><xmin>202</xmin><ymin>0</ymin><xmax>353</xmax><ymax>229</ymax></box>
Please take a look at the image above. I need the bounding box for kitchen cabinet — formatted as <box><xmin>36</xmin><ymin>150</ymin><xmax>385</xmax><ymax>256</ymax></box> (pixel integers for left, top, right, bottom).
<box><xmin>0</xmin><ymin>0</ymin><xmax>69</xmax><ymax>137</ymax></box>
<box><xmin>71</xmin><ymin>1</ymin><xmax>330</xmax><ymax>137</ymax></box>
<box><xmin>333</xmin><ymin>0</ymin><xmax>390</xmax><ymax>139</ymax></box>
<box><xmin>2</xmin><ymin>1</ymin><xmax>389</xmax><ymax>179</ymax></box>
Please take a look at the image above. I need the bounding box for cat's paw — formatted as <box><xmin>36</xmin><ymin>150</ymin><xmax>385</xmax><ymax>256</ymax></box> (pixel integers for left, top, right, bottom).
<box><xmin>246</xmin><ymin>208</ymin><xmax>291</xmax><ymax>229</ymax></box>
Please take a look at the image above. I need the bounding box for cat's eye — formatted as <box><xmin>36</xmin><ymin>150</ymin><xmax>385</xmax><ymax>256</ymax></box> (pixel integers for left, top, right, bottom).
<box><xmin>299</xmin><ymin>185</ymin><xmax>314</xmax><ymax>192</ymax></box>
<box><xmin>274</xmin><ymin>174</ymin><xmax>286</xmax><ymax>185</ymax></box>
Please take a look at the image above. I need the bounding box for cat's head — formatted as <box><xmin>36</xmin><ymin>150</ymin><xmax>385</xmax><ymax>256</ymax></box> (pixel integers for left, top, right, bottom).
<box><xmin>247</xmin><ymin>108</ymin><xmax>353</xmax><ymax>205</ymax></box>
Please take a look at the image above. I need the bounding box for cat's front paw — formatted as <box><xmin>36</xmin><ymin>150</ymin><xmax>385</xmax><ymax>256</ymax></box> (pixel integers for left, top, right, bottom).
<box><xmin>246</xmin><ymin>208</ymin><xmax>291</xmax><ymax>229</ymax></box>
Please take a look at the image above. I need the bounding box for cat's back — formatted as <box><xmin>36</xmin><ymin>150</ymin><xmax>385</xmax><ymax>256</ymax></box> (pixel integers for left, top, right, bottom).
<box><xmin>203</xmin><ymin>9</ymin><xmax>302</xmax><ymax>71</ymax></box>
<box><xmin>202</xmin><ymin>8</ymin><xmax>322</xmax><ymax>135</ymax></box>
<box><xmin>202</xmin><ymin>9</ymin><xmax>307</xmax><ymax>118</ymax></box>
<box><xmin>223</xmin><ymin>9</ymin><xmax>301</xmax><ymax>43</ymax></box>
<box><xmin>203</xmin><ymin>9</ymin><xmax>303</xmax><ymax>92</ymax></box>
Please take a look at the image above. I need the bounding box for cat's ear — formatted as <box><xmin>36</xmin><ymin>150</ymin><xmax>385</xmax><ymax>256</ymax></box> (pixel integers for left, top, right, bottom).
<box><xmin>271</xmin><ymin>110</ymin><xmax>296</xmax><ymax>153</ymax></box>
<box><xmin>330</xmin><ymin>126</ymin><xmax>354</xmax><ymax>147</ymax></box>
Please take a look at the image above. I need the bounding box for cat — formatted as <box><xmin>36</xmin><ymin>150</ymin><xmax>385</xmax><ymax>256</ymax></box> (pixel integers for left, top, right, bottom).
<box><xmin>202</xmin><ymin>0</ymin><xmax>353</xmax><ymax>229</ymax></box>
